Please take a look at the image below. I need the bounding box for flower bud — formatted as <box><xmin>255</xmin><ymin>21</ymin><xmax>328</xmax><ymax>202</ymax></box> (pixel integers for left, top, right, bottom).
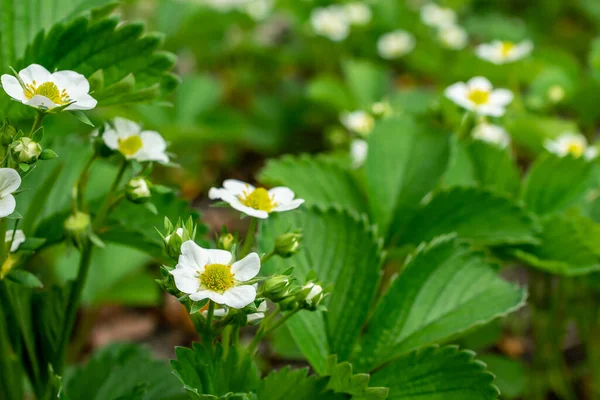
<box><xmin>126</xmin><ymin>177</ymin><xmax>152</xmax><ymax>204</ymax></box>
<box><xmin>263</xmin><ymin>275</ymin><xmax>293</xmax><ymax>301</ymax></box>
<box><xmin>279</xmin><ymin>295</ymin><xmax>299</xmax><ymax>311</ymax></box>
<box><xmin>217</xmin><ymin>233</ymin><xmax>235</xmax><ymax>251</ymax></box>
<box><xmin>11</xmin><ymin>137</ymin><xmax>42</xmax><ymax>164</ymax></box>
<box><xmin>274</xmin><ymin>231</ymin><xmax>302</xmax><ymax>258</ymax></box>
<box><xmin>371</xmin><ymin>101</ymin><xmax>393</xmax><ymax>118</ymax></box>
<box><xmin>0</xmin><ymin>120</ymin><xmax>17</xmax><ymax>146</ymax></box>
<box><xmin>162</xmin><ymin>217</ymin><xmax>198</xmax><ymax>259</ymax></box>
<box><xmin>165</xmin><ymin>228</ymin><xmax>184</xmax><ymax>259</ymax></box>
<box><xmin>64</xmin><ymin>212</ymin><xmax>92</xmax><ymax>249</ymax></box>
<box><xmin>299</xmin><ymin>282</ymin><xmax>325</xmax><ymax>310</ymax></box>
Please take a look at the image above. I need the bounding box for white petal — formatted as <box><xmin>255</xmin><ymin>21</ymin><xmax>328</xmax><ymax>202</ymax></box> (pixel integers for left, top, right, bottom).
<box><xmin>190</xmin><ymin>289</ymin><xmax>228</xmax><ymax>304</ymax></box>
<box><xmin>170</xmin><ymin>267</ymin><xmax>200</xmax><ymax>294</ymax></box>
<box><xmin>6</xmin><ymin>230</ymin><xmax>25</xmax><ymax>252</ymax></box>
<box><xmin>0</xmin><ymin>168</ymin><xmax>21</xmax><ymax>197</ymax></box>
<box><xmin>208</xmin><ymin>187</ymin><xmax>227</xmax><ymax>200</ymax></box>
<box><xmin>140</xmin><ymin>130</ymin><xmax>167</xmax><ymax>152</ymax></box>
<box><xmin>231</xmin><ymin>252</ymin><xmax>260</xmax><ymax>281</ymax></box>
<box><xmin>102</xmin><ymin>129</ymin><xmax>119</xmax><ymax>150</ymax></box>
<box><xmin>586</xmin><ymin>147</ymin><xmax>598</xmax><ymax>160</ymax></box>
<box><xmin>223</xmin><ymin>179</ymin><xmax>254</xmax><ymax>195</ymax></box>
<box><xmin>228</xmin><ymin>200</ymin><xmax>270</xmax><ymax>219</ymax></box>
<box><xmin>444</xmin><ymin>82</ymin><xmax>468</xmax><ymax>104</ymax></box>
<box><xmin>273</xmin><ymin>198</ymin><xmax>305</xmax><ymax>212</ymax></box>
<box><xmin>490</xmin><ymin>89</ymin><xmax>514</xmax><ymax>107</ymax></box>
<box><xmin>268</xmin><ymin>187</ymin><xmax>295</xmax><ymax>205</ymax></box>
<box><xmin>179</xmin><ymin>240</ymin><xmax>208</xmax><ymax>270</ymax></box>
<box><xmin>0</xmin><ymin>195</ymin><xmax>16</xmax><ymax>218</ymax></box>
<box><xmin>1</xmin><ymin>75</ymin><xmax>26</xmax><ymax>101</ymax></box>
<box><xmin>468</xmin><ymin>77</ymin><xmax>493</xmax><ymax>91</ymax></box>
<box><xmin>113</xmin><ymin>117</ymin><xmax>141</xmax><ymax>136</ymax></box>
<box><xmin>25</xmin><ymin>95</ymin><xmax>57</xmax><ymax>109</ymax></box>
<box><xmin>204</xmin><ymin>248</ymin><xmax>233</xmax><ymax>265</ymax></box>
<box><xmin>477</xmin><ymin>104</ymin><xmax>505</xmax><ymax>117</ymax></box>
<box><xmin>18</xmin><ymin>64</ymin><xmax>52</xmax><ymax>85</ymax></box>
<box><xmin>221</xmin><ymin>285</ymin><xmax>257</xmax><ymax>308</ymax></box>
<box><xmin>52</xmin><ymin>70</ymin><xmax>90</xmax><ymax>97</ymax></box>
<box><xmin>65</xmin><ymin>93</ymin><xmax>97</xmax><ymax>110</ymax></box>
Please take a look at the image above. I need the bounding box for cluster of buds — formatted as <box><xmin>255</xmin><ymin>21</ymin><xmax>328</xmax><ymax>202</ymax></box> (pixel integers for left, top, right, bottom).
<box><xmin>262</xmin><ymin>270</ymin><xmax>326</xmax><ymax>311</ymax></box>
<box><xmin>160</xmin><ymin>216</ymin><xmax>198</xmax><ymax>259</ymax></box>
<box><xmin>1</xmin><ymin>119</ymin><xmax>58</xmax><ymax>168</ymax></box>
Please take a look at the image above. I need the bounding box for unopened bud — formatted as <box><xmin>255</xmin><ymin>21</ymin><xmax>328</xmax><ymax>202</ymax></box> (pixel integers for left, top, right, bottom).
<box><xmin>218</xmin><ymin>233</ymin><xmax>235</xmax><ymax>251</ymax></box>
<box><xmin>299</xmin><ymin>282</ymin><xmax>325</xmax><ymax>309</ymax></box>
<box><xmin>11</xmin><ymin>137</ymin><xmax>42</xmax><ymax>164</ymax></box>
<box><xmin>165</xmin><ymin>228</ymin><xmax>184</xmax><ymax>259</ymax></box>
<box><xmin>371</xmin><ymin>101</ymin><xmax>393</xmax><ymax>118</ymax></box>
<box><xmin>274</xmin><ymin>232</ymin><xmax>302</xmax><ymax>258</ymax></box>
<box><xmin>263</xmin><ymin>275</ymin><xmax>293</xmax><ymax>301</ymax></box>
<box><xmin>126</xmin><ymin>177</ymin><xmax>152</xmax><ymax>204</ymax></box>
<box><xmin>64</xmin><ymin>212</ymin><xmax>92</xmax><ymax>248</ymax></box>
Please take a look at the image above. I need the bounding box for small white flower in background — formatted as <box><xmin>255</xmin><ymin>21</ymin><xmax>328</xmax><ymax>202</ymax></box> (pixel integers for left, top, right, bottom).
<box><xmin>247</xmin><ymin>301</ymin><xmax>268</xmax><ymax>323</ymax></box>
<box><xmin>311</xmin><ymin>6</ymin><xmax>350</xmax><ymax>42</ymax></box>
<box><xmin>544</xmin><ymin>133</ymin><xmax>598</xmax><ymax>160</ymax></box>
<box><xmin>475</xmin><ymin>40</ymin><xmax>533</xmax><ymax>65</ymax></box>
<box><xmin>170</xmin><ymin>241</ymin><xmax>260</xmax><ymax>308</ymax></box>
<box><xmin>128</xmin><ymin>177</ymin><xmax>151</xmax><ymax>198</ymax></box>
<box><xmin>438</xmin><ymin>24</ymin><xmax>468</xmax><ymax>50</ymax></box>
<box><xmin>102</xmin><ymin>117</ymin><xmax>169</xmax><ymax>163</ymax></box>
<box><xmin>245</xmin><ymin>0</ymin><xmax>272</xmax><ymax>20</ymax></box>
<box><xmin>350</xmin><ymin>139</ymin><xmax>368</xmax><ymax>169</ymax></box>
<box><xmin>547</xmin><ymin>85</ymin><xmax>565</xmax><ymax>103</ymax></box>
<box><xmin>472</xmin><ymin>122</ymin><xmax>511</xmax><ymax>148</ymax></box>
<box><xmin>0</xmin><ymin>169</ymin><xmax>21</xmax><ymax>218</ymax></box>
<box><xmin>371</xmin><ymin>101</ymin><xmax>393</xmax><ymax>118</ymax></box>
<box><xmin>0</xmin><ymin>64</ymin><xmax>97</xmax><ymax>111</ymax></box>
<box><xmin>209</xmin><ymin>180</ymin><xmax>304</xmax><ymax>219</ymax></box>
<box><xmin>344</xmin><ymin>2</ymin><xmax>372</xmax><ymax>26</ymax></box>
<box><xmin>377</xmin><ymin>30</ymin><xmax>416</xmax><ymax>59</ymax></box>
<box><xmin>340</xmin><ymin>110</ymin><xmax>375</xmax><ymax>136</ymax></box>
<box><xmin>303</xmin><ymin>282</ymin><xmax>323</xmax><ymax>306</ymax></box>
<box><xmin>5</xmin><ymin>230</ymin><xmax>25</xmax><ymax>252</ymax></box>
<box><xmin>445</xmin><ymin>76</ymin><xmax>513</xmax><ymax>117</ymax></box>
<box><xmin>420</xmin><ymin>3</ymin><xmax>456</xmax><ymax>28</ymax></box>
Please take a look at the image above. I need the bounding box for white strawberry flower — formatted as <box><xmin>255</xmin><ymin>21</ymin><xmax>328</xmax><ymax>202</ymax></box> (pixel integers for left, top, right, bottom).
<box><xmin>1</xmin><ymin>64</ymin><xmax>97</xmax><ymax>111</ymax></box>
<box><xmin>311</xmin><ymin>6</ymin><xmax>350</xmax><ymax>42</ymax></box>
<box><xmin>350</xmin><ymin>139</ymin><xmax>368</xmax><ymax>169</ymax></box>
<box><xmin>544</xmin><ymin>133</ymin><xmax>597</xmax><ymax>160</ymax></box>
<box><xmin>209</xmin><ymin>180</ymin><xmax>304</xmax><ymax>219</ymax></box>
<box><xmin>472</xmin><ymin>122</ymin><xmax>511</xmax><ymax>148</ymax></box>
<box><xmin>344</xmin><ymin>2</ymin><xmax>372</xmax><ymax>26</ymax></box>
<box><xmin>445</xmin><ymin>77</ymin><xmax>513</xmax><ymax>117</ymax></box>
<box><xmin>170</xmin><ymin>241</ymin><xmax>260</xmax><ymax>309</ymax></box>
<box><xmin>0</xmin><ymin>169</ymin><xmax>21</xmax><ymax>218</ymax></box>
<box><xmin>438</xmin><ymin>24</ymin><xmax>468</xmax><ymax>50</ymax></box>
<box><xmin>5</xmin><ymin>230</ymin><xmax>25</xmax><ymax>252</ymax></box>
<box><xmin>340</xmin><ymin>110</ymin><xmax>375</xmax><ymax>136</ymax></box>
<box><xmin>377</xmin><ymin>30</ymin><xmax>415</xmax><ymax>59</ymax></box>
<box><xmin>475</xmin><ymin>40</ymin><xmax>533</xmax><ymax>65</ymax></box>
<box><xmin>303</xmin><ymin>282</ymin><xmax>323</xmax><ymax>306</ymax></box>
<box><xmin>102</xmin><ymin>117</ymin><xmax>169</xmax><ymax>163</ymax></box>
<box><xmin>420</xmin><ymin>3</ymin><xmax>456</xmax><ymax>28</ymax></box>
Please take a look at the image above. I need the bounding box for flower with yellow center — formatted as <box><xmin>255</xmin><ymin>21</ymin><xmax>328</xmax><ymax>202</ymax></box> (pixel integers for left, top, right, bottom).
<box><xmin>311</xmin><ymin>6</ymin><xmax>350</xmax><ymax>42</ymax></box>
<box><xmin>102</xmin><ymin>117</ymin><xmax>169</xmax><ymax>163</ymax></box>
<box><xmin>1</xmin><ymin>64</ymin><xmax>97</xmax><ymax>111</ymax></box>
<box><xmin>544</xmin><ymin>133</ymin><xmax>598</xmax><ymax>160</ymax></box>
<box><xmin>445</xmin><ymin>77</ymin><xmax>513</xmax><ymax>117</ymax></box>
<box><xmin>377</xmin><ymin>30</ymin><xmax>415</xmax><ymax>60</ymax></box>
<box><xmin>209</xmin><ymin>179</ymin><xmax>304</xmax><ymax>219</ymax></box>
<box><xmin>475</xmin><ymin>40</ymin><xmax>533</xmax><ymax>65</ymax></box>
<box><xmin>170</xmin><ymin>241</ymin><xmax>260</xmax><ymax>308</ymax></box>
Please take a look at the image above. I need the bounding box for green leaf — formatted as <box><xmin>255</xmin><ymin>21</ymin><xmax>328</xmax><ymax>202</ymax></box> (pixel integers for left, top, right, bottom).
<box><xmin>307</xmin><ymin>76</ymin><xmax>353</xmax><ymax>111</ymax></box>
<box><xmin>365</xmin><ymin>117</ymin><xmax>450</xmax><ymax>239</ymax></box>
<box><xmin>171</xmin><ymin>343</ymin><xmax>260</xmax><ymax>397</ymax></box>
<box><xmin>342</xmin><ymin>59</ymin><xmax>389</xmax><ymax>107</ymax></box>
<box><xmin>521</xmin><ymin>154</ymin><xmax>596</xmax><ymax>216</ymax></box>
<box><xmin>356</xmin><ymin>235</ymin><xmax>526</xmax><ymax>371</ymax></box>
<box><xmin>511</xmin><ymin>213</ymin><xmax>600</xmax><ymax>276</ymax></box>
<box><xmin>478</xmin><ymin>354</ymin><xmax>525</xmax><ymax>399</ymax></box>
<box><xmin>258</xmin><ymin>155</ymin><xmax>367</xmax><ymax>215</ymax></box>
<box><xmin>323</xmin><ymin>356</ymin><xmax>389</xmax><ymax>399</ymax></box>
<box><xmin>6</xmin><ymin>269</ymin><xmax>43</xmax><ymax>288</ymax></box>
<box><xmin>63</xmin><ymin>343</ymin><xmax>186</xmax><ymax>400</ymax></box>
<box><xmin>370</xmin><ymin>346</ymin><xmax>500</xmax><ymax>400</ymax></box>
<box><xmin>70</xmin><ymin>110</ymin><xmax>94</xmax><ymax>127</ymax></box>
<box><xmin>255</xmin><ymin>367</ymin><xmax>331</xmax><ymax>400</ymax></box>
<box><xmin>259</xmin><ymin>207</ymin><xmax>384</xmax><ymax>367</ymax></box>
<box><xmin>466</xmin><ymin>140</ymin><xmax>521</xmax><ymax>196</ymax></box>
<box><xmin>394</xmin><ymin>187</ymin><xmax>540</xmax><ymax>247</ymax></box>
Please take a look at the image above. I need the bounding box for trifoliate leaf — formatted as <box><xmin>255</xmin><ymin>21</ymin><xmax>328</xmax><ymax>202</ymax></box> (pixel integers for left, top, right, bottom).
<box><xmin>365</xmin><ymin>117</ymin><xmax>450</xmax><ymax>239</ymax></box>
<box><xmin>356</xmin><ymin>235</ymin><xmax>526</xmax><ymax>372</ymax></box>
<box><xmin>259</xmin><ymin>206</ymin><xmax>384</xmax><ymax>370</ymax></box>
<box><xmin>394</xmin><ymin>186</ymin><xmax>540</xmax><ymax>247</ymax></box>
<box><xmin>370</xmin><ymin>346</ymin><xmax>500</xmax><ymax>400</ymax></box>
<box><xmin>521</xmin><ymin>153</ymin><xmax>596</xmax><ymax>216</ymax></box>
<box><xmin>259</xmin><ymin>154</ymin><xmax>367</xmax><ymax>215</ymax></box>
<box><xmin>62</xmin><ymin>343</ymin><xmax>186</xmax><ymax>400</ymax></box>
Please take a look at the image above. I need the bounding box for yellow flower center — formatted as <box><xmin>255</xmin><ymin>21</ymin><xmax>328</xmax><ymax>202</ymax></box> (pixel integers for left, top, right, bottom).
<box><xmin>467</xmin><ymin>89</ymin><xmax>490</xmax><ymax>106</ymax></box>
<box><xmin>567</xmin><ymin>142</ymin><xmax>585</xmax><ymax>157</ymax></box>
<box><xmin>500</xmin><ymin>41</ymin><xmax>515</xmax><ymax>57</ymax></box>
<box><xmin>200</xmin><ymin>263</ymin><xmax>235</xmax><ymax>292</ymax></box>
<box><xmin>24</xmin><ymin>81</ymin><xmax>69</xmax><ymax>105</ymax></box>
<box><xmin>118</xmin><ymin>135</ymin><xmax>143</xmax><ymax>157</ymax></box>
<box><xmin>238</xmin><ymin>187</ymin><xmax>277</xmax><ymax>212</ymax></box>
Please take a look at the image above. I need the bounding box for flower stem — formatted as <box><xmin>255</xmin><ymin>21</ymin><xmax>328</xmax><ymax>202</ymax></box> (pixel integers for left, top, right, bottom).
<box><xmin>93</xmin><ymin>160</ymin><xmax>127</xmax><ymax>230</ymax></box>
<box><xmin>239</xmin><ymin>218</ymin><xmax>259</xmax><ymax>258</ymax></box>
<box><xmin>54</xmin><ymin>242</ymin><xmax>94</xmax><ymax>376</ymax></box>
<box><xmin>73</xmin><ymin>154</ymin><xmax>97</xmax><ymax>213</ymax></box>
<box><xmin>260</xmin><ymin>250</ymin><xmax>275</xmax><ymax>264</ymax></box>
<box><xmin>247</xmin><ymin>307</ymin><xmax>298</xmax><ymax>355</ymax></box>
<box><xmin>29</xmin><ymin>111</ymin><xmax>45</xmax><ymax>137</ymax></box>
<box><xmin>456</xmin><ymin>111</ymin><xmax>474</xmax><ymax>140</ymax></box>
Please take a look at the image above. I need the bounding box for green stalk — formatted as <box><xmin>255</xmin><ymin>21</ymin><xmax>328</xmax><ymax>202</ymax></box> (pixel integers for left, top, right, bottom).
<box><xmin>456</xmin><ymin>111</ymin><xmax>474</xmax><ymax>140</ymax></box>
<box><xmin>239</xmin><ymin>218</ymin><xmax>259</xmax><ymax>258</ymax></box>
<box><xmin>29</xmin><ymin>111</ymin><xmax>45</xmax><ymax>137</ymax></box>
<box><xmin>94</xmin><ymin>160</ymin><xmax>128</xmax><ymax>229</ymax></box>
